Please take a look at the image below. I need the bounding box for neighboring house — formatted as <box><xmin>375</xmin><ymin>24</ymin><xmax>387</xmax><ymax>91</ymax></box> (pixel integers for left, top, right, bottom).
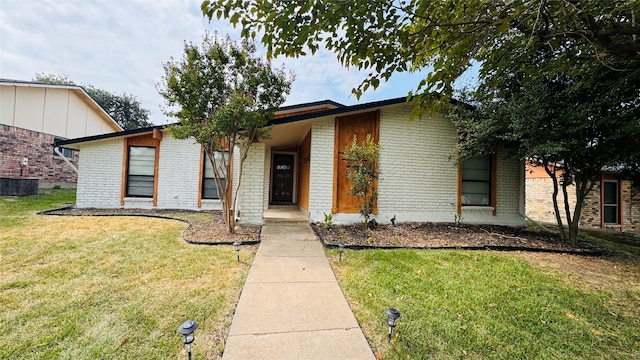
<box><xmin>526</xmin><ymin>163</ymin><xmax>640</xmax><ymax>235</ymax></box>
<box><xmin>55</xmin><ymin>97</ymin><xmax>525</xmax><ymax>226</ymax></box>
<box><xmin>0</xmin><ymin>79</ymin><xmax>122</xmax><ymax>189</ymax></box>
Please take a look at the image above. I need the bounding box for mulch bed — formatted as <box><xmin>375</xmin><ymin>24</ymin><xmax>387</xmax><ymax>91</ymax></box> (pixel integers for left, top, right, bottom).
<box><xmin>312</xmin><ymin>222</ymin><xmax>604</xmax><ymax>255</ymax></box>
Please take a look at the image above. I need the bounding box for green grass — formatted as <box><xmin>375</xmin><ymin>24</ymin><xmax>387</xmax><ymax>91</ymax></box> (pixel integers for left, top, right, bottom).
<box><xmin>0</xmin><ymin>190</ymin><xmax>253</xmax><ymax>359</ymax></box>
<box><xmin>330</xmin><ymin>249</ymin><xmax>640</xmax><ymax>359</ymax></box>
<box><xmin>0</xmin><ymin>188</ymin><xmax>76</xmax><ymax>226</ymax></box>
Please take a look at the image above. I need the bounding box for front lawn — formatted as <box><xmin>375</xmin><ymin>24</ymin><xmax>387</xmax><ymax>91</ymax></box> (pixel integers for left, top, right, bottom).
<box><xmin>329</xmin><ymin>248</ymin><xmax>640</xmax><ymax>359</ymax></box>
<box><xmin>0</xmin><ymin>189</ymin><xmax>253</xmax><ymax>359</ymax></box>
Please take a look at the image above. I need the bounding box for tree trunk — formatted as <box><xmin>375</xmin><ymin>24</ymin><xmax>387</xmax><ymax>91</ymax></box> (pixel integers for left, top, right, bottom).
<box><xmin>544</xmin><ymin>162</ymin><xmax>567</xmax><ymax>241</ymax></box>
<box><xmin>567</xmin><ymin>176</ymin><xmax>595</xmax><ymax>245</ymax></box>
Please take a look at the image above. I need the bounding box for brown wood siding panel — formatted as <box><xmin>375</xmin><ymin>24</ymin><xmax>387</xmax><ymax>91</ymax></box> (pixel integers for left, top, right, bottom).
<box><xmin>298</xmin><ymin>130</ymin><xmax>312</xmax><ymax>210</ymax></box>
<box><xmin>333</xmin><ymin>111</ymin><xmax>379</xmax><ymax>213</ymax></box>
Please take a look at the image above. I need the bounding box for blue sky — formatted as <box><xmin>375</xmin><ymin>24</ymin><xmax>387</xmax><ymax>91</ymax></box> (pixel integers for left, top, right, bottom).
<box><xmin>0</xmin><ymin>0</ymin><xmax>478</xmax><ymax>124</ymax></box>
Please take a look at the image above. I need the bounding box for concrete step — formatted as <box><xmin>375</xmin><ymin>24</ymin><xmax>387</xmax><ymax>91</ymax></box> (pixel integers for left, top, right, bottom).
<box><xmin>263</xmin><ymin>218</ymin><xmax>310</xmax><ymax>226</ymax></box>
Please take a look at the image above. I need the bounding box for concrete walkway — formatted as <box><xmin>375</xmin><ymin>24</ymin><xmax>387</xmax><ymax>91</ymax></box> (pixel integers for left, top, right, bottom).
<box><xmin>222</xmin><ymin>218</ymin><xmax>376</xmax><ymax>360</ymax></box>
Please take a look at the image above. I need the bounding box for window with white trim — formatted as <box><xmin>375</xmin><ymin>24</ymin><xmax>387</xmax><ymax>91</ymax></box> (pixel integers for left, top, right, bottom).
<box><xmin>126</xmin><ymin>146</ymin><xmax>156</xmax><ymax>197</ymax></box>
<box><xmin>461</xmin><ymin>156</ymin><xmax>491</xmax><ymax>206</ymax></box>
<box><xmin>202</xmin><ymin>152</ymin><xmax>229</xmax><ymax>200</ymax></box>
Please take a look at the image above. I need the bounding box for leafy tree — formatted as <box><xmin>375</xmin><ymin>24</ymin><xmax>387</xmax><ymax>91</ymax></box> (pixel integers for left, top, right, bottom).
<box><xmin>344</xmin><ymin>134</ymin><xmax>381</xmax><ymax>227</ymax></box>
<box><xmin>202</xmin><ymin>0</ymin><xmax>640</xmax><ymax>108</ymax></box>
<box><xmin>450</xmin><ymin>55</ymin><xmax>640</xmax><ymax>244</ymax></box>
<box><xmin>157</xmin><ymin>33</ymin><xmax>292</xmax><ymax>233</ymax></box>
<box><xmin>34</xmin><ymin>73</ymin><xmax>152</xmax><ymax>130</ymax></box>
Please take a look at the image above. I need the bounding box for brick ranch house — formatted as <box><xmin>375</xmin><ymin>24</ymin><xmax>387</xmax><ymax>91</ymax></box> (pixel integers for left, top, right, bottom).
<box><xmin>525</xmin><ymin>163</ymin><xmax>640</xmax><ymax>235</ymax></box>
<box><xmin>0</xmin><ymin>79</ymin><xmax>122</xmax><ymax>190</ymax></box>
<box><xmin>55</xmin><ymin>97</ymin><xmax>525</xmax><ymax>226</ymax></box>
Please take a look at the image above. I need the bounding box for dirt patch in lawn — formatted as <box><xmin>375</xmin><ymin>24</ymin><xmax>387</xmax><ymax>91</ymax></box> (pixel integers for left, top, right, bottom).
<box><xmin>312</xmin><ymin>222</ymin><xmax>602</xmax><ymax>254</ymax></box>
<box><xmin>42</xmin><ymin>207</ymin><xmax>260</xmax><ymax>244</ymax></box>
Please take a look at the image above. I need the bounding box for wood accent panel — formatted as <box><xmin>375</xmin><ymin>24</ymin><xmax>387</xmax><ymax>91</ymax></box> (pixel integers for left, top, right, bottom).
<box><xmin>298</xmin><ymin>130</ymin><xmax>312</xmax><ymax>210</ymax></box>
<box><xmin>153</xmin><ymin>128</ymin><xmax>163</xmax><ymax>140</ymax></box>
<box><xmin>332</xmin><ymin>110</ymin><xmax>379</xmax><ymax>213</ymax></box>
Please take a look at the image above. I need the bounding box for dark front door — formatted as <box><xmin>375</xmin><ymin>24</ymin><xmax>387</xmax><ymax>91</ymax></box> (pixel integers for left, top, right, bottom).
<box><xmin>271</xmin><ymin>153</ymin><xmax>295</xmax><ymax>204</ymax></box>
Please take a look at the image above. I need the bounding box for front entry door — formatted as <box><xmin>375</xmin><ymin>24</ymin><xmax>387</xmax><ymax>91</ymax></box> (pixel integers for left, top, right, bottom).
<box><xmin>271</xmin><ymin>153</ymin><xmax>295</xmax><ymax>204</ymax></box>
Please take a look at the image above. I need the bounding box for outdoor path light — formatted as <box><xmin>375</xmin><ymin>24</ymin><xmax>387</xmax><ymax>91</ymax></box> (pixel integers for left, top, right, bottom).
<box><xmin>386</xmin><ymin>307</ymin><xmax>401</xmax><ymax>343</ymax></box>
<box><xmin>233</xmin><ymin>241</ymin><xmax>241</xmax><ymax>262</ymax></box>
<box><xmin>178</xmin><ymin>320</ymin><xmax>198</xmax><ymax>360</ymax></box>
<box><xmin>338</xmin><ymin>242</ymin><xmax>345</xmax><ymax>262</ymax></box>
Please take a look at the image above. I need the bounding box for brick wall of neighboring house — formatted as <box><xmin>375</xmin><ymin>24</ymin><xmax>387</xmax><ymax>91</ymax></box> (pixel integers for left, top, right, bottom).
<box><xmin>525</xmin><ymin>175</ymin><xmax>640</xmax><ymax>235</ymax></box>
<box><xmin>0</xmin><ymin>124</ymin><xmax>78</xmax><ymax>188</ymax></box>
<box><xmin>578</xmin><ymin>180</ymin><xmax>601</xmax><ymax>229</ymax></box>
<box><xmin>628</xmin><ymin>182</ymin><xmax>640</xmax><ymax>234</ymax></box>
<box><xmin>525</xmin><ymin>177</ymin><xmax>577</xmax><ymax>223</ymax></box>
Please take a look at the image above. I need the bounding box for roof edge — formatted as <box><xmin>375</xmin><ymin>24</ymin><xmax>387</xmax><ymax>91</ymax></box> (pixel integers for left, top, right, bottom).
<box><xmin>55</xmin><ymin>96</ymin><xmax>418</xmax><ymax>147</ymax></box>
<box><xmin>271</xmin><ymin>96</ymin><xmax>409</xmax><ymax>125</ymax></box>
<box><xmin>55</xmin><ymin>124</ymin><xmax>168</xmax><ymax>147</ymax></box>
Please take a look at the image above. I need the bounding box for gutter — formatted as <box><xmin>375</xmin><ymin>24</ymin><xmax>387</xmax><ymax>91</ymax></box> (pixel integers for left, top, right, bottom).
<box><xmin>54</xmin><ymin>147</ymin><xmax>79</xmax><ymax>173</ymax></box>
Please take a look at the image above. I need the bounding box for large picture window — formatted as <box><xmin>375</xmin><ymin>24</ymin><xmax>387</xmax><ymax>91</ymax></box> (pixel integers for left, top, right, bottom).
<box><xmin>127</xmin><ymin>146</ymin><xmax>156</xmax><ymax>197</ymax></box>
<box><xmin>461</xmin><ymin>156</ymin><xmax>491</xmax><ymax>206</ymax></box>
<box><xmin>202</xmin><ymin>152</ymin><xmax>229</xmax><ymax>200</ymax></box>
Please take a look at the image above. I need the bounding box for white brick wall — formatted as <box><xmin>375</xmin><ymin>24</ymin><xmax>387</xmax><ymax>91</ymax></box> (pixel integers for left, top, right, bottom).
<box><xmin>263</xmin><ymin>145</ymin><xmax>271</xmax><ymax>209</ymax></box>
<box><xmin>375</xmin><ymin>104</ymin><xmax>459</xmax><ymax>223</ymax></box>
<box><xmin>308</xmin><ymin>117</ymin><xmax>335</xmax><ymax>221</ymax></box>
<box><xmin>76</xmin><ymin>139</ymin><xmax>123</xmax><ymax>208</ymax></box>
<box><xmin>76</xmin><ymin>133</ymin><xmax>223</xmax><ymax>210</ymax></box>
<box><xmin>236</xmin><ymin>142</ymin><xmax>266</xmax><ymax>224</ymax></box>
<box><xmin>156</xmin><ymin>135</ymin><xmax>220</xmax><ymax>210</ymax></box>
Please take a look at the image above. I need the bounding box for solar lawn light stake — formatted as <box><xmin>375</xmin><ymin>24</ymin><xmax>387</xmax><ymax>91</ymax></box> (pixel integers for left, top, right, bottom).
<box><xmin>178</xmin><ymin>320</ymin><xmax>198</xmax><ymax>360</ymax></box>
<box><xmin>338</xmin><ymin>242</ymin><xmax>345</xmax><ymax>262</ymax></box>
<box><xmin>233</xmin><ymin>241</ymin><xmax>241</xmax><ymax>262</ymax></box>
<box><xmin>385</xmin><ymin>307</ymin><xmax>401</xmax><ymax>343</ymax></box>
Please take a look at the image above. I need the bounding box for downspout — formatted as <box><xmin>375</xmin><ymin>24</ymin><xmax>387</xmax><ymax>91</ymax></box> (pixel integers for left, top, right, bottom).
<box><xmin>54</xmin><ymin>147</ymin><xmax>79</xmax><ymax>173</ymax></box>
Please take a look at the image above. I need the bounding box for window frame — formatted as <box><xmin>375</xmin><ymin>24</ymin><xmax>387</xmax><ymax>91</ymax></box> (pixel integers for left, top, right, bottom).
<box><xmin>457</xmin><ymin>154</ymin><xmax>497</xmax><ymax>215</ymax></box>
<box><xmin>201</xmin><ymin>151</ymin><xmax>229</xmax><ymax>201</ymax></box>
<box><xmin>602</xmin><ymin>178</ymin><xmax>620</xmax><ymax>225</ymax></box>
<box><xmin>126</xmin><ymin>145</ymin><xmax>156</xmax><ymax>198</ymax></box>
<box><xmin>120</xmin><ymin>131</ymin><xmax>161</xmax><ymax>206</ymax></box>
